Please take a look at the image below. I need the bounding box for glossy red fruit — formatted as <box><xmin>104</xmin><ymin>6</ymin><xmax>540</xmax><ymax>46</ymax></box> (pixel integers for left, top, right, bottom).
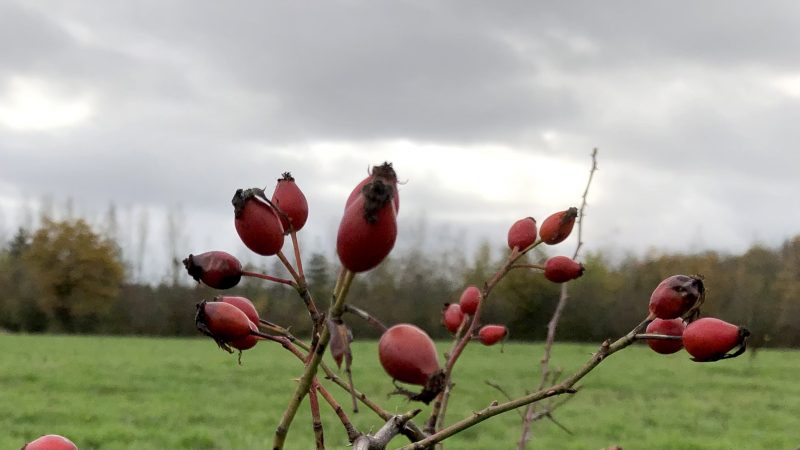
<box><xmin>478</xmin><ymin>325</ymin><xmax>508</xmax><ymax>346</ymax></box>
<box><xmin>23</xmin><ymin>435</ymin><xmax>78</xmax><ymax>450</ymax></box>
<box><xmin>271</xmin><ymin>172</ymin><xmax>309</xmax><ymax>233</ymax></box>
<box><xmin>378</xmin><ymin>324</ymin><xmax>440</xmax><ymax>385</ymax></box>
<box><xmin>217</xmin><ymin>296</ymin><xmax>260</xmax><ymax>324</ymax></box>
<box><xmin>543</xmin><ymin>256</ymin><xmax>585</xmax><ymax>283</ymax></box>
<box><xmin>183</xmin><ymin>251</ymin><xmax>242</xmax><ymax>289</ymax></box>
<box><xmin>345</xmin><ymin>162</ymin><xmax>400</xmax><ymax>213</ymax></box>
<box><xmin>230</xmin><ymin>320</ymin><xmax>259</xmax><ymax>351</ymax></box>
<box><xmin>645</xmin><ymin>318</ymin><xmax>685</xmax><ymax>354</ymax></box>
<box><xmin>507</xmin><ymin>217</ymin><xmax>537</xmax><ymax>250</ymax></box>
<box><xmin>337</xmin><ymin>178</ymin><xmax>398</xmax><ymax>273</ymax></box>
<box><xmin>539</xmin><ymin>207</ymin><xmax>578</xmax><ymax>245</ymax></box>
<box><xmin>649</xmin><ymin>275</ymin><xmax>705</xmax><ymax>320</ymax></box>
<box><xmin>232</xmin><ymin>189</ymin><xmax>285</xmax><ymax>256</ymax></box>
<box><xmin>683</xmin><ymin>318</ymin><xmax>749</xmax><ymax>362</ymax></box>
<box><xmin>459</xmin><ymin>285</ymin><xmax>481</xmax><ymax>316</ymax></box>
<box><xmin>442</xmin><ymin>303</ymin><xmax>465</xmax><ymax>333</ymax></box>
<box><xmin>196</xmin><ymin>300</ymin><xmax>252</xmax><ymax>344</ymax></box>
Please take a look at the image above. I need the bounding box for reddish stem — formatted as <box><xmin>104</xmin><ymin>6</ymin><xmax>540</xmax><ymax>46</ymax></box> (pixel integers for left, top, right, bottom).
<box><xmin>241</xmin><ymin>270</ymin><xmax>297</xmax><ymax>287</ymax></box>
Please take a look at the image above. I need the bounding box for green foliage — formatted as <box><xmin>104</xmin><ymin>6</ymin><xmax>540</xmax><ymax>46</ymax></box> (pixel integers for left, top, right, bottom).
<box><xmin>1</xmin><ymin>335</ymin><xmax>796</xmax><ymax>449</ymax></box>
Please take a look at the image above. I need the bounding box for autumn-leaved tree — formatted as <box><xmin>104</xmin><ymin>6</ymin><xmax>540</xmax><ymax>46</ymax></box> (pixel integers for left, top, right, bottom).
<box><xmin>23</xmin><ymin>218</ymin><xmax>124</xmax><ymax>332</ymax></box>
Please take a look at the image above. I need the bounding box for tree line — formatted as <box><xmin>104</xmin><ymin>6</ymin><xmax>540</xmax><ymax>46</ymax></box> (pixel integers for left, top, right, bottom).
<box><xmin>1</xmin><ymin>217</ymin><xmax>798</xmax><ymax>348</ymax></box>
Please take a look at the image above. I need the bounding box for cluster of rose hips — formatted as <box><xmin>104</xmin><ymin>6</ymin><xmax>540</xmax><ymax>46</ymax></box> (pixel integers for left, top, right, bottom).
<box><xmin>376</xmin><ymin>207</ymin><xmax>586</xmax><ymax>398</ymax></box>
<box><xmin>645</xmin><ymin>275</ymin><xmax>749</xmax><ymax>361</ymax></box>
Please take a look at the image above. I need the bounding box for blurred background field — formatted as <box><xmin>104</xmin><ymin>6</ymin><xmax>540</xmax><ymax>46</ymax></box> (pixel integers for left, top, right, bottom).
<box><xmin>2</xmin><ymin>335</ymin><xmax>797</xmax><ymax>449</ymax></box>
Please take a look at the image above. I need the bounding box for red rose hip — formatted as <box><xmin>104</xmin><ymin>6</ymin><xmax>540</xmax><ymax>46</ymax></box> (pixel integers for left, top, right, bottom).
<box><xmin>337</xmin><ymin>176</ymin><xmax>398</xmax><ymax>273</ymax></box>
<box><xmin>196</xmin><ymin>300</ymin><xmax>253</xmax><ymax>351</ymax></box>
<box><xmin>683</xmin><ymin>317</ymin><xmax>749</xmax><ymax>362</ymax></box>
<box><xmin>442</xmin><ymin>303</ymin><xmax>465</xmax><ymax>333</ymax></box>
<box><xmin>23</xmin><ymin>435</ymin><xmax>78</xmax><ymax>450</ymax></box>
<box><xmin>507</xmin><ymin>217</ymin><xmax>537</xmax><ymax>250</ymax></box>
<box><xmin>645</xmin><ymin>318</ymin><xmax>685</xmax><ymax>354</ymax></box>
<box><xmin>217</xmin><ymin>295</ymin><xmax>260</xmax><ymax>324</ymax></box>
<box><xmin>378</xmin><ymin>324</ymin><xmax>440</xmax><ymax>385</ymax></box>
<box><xmin>271</xmin><ymin>172</ymin><xmax>309</xmax><ymax>233</ymax></box>
<box><xmin>539</xmin><ymin>207</ymin><xmax>578</xmax><ymax>245</ymax></box>
<box><xmin>232</xmin><ymin>188</ymin><xmax>285</xmax><ymax>256</ymax></box>
<box><xmin>459</xmin><ymin>285</ymin><xmax>481</xmax><ymax>315</ymax></box>
<box><xmin>478</xmin><ymin>325</ymin><xmax>508</xmax><ymax>346</ymax></box>
<box><xmin>649</xmin><ymin>275</ymin><xmax>704</xmax><ymax>319</ymax></box>
<box><xmin>543</xmin><ymin>256</ymin><xmax>585</xmax><ymax>283</ymax></box>
<box><xmin>183</xmin><ymin>251</ymin><xmax>242</xmax><ymax>289</ymax></box>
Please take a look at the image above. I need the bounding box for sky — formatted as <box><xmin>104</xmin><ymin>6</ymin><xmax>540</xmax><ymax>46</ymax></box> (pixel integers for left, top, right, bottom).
<box><xmin>1</xmin><ymin>1</ymin><xmax>799</xmax><ymax>282</ymax></box>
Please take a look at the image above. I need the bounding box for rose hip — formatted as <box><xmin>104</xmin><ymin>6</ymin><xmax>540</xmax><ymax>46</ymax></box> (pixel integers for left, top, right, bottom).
<box><xmin>271</xmin><ymin>172</ymin><xmax>309</xmax><ymax>233</ymax></box>
<box><xmin>645</xmin><ymin>318</ymin><xmax>685</xmax><ymax>354</ymax></box>
<box><xmin>683</xmin><ymin>317</ymin><xmax>750</xmax><ymax>362</ymax></box>
<box><xmin>649</xmin><ymin>275</ymin><xmax>705</xmax><ymax>320</ymax></box>
<box><xmin>478</xmin><ymin>325</ymin><xmax>508</xmax><ymax>346</ymax></box>
<box><xmin>23</xmin><ymin>435</ymin><xmax>78</xmax><ymax>450</ymax></box>
<box><xmin>337</xmin><ymin>177</ymin><xmax>398</xmax><ymax>273</ymax></box>
<box><xmin>232</xmin><ymin>188</ymin><xmax>285</xmax><ymax>256</ymax></box>
<box><xmin>459</xmin><ymin>285</ymin><xmax>481</xmax><ymax>316</ymax></box>
<box><xmin>507</xmin><ymin>217</ymin><xmax>537</xmax><ymax>250</ymax></box>
<box><xmin>539</xmin><ymin>207</ymin><xmax>578</xmax><ymax>245</ymax></box>
<box><xmin>442</xmin><ymin>303</ymin><xmax>465</xmax><ymax>334</ymax></box>
<box><xmin>543</xmin><ymin>256</ymin><xmax>585</xmax><ymax>283</ymax></box>
<box><xmin>378</xmin><ymin>324</ymin><xmax>440</xmax><ymax>386</ymax></box>
<box><xmin>183</xmin><ymin>251</ymin><xmax>242</xmax><ymax>289</ymax></box>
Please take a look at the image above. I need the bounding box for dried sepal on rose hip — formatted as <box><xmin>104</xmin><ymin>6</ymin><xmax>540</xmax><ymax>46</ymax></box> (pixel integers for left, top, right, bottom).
<box><xmin>648</xmin><ymin>274</ymin><xmax>705</xmax><ymax>320</ymax></box>
<box><xmin>195</xmin><ymin>300</ymin><xmax>254</xmax><ymax>353</ymax></box>
<box><xmin>459</xmin><ymin>285</ymin><xmax>481</xmax><ymax>315</ymax></box>
<box><xmin>378</xmin><ymin>324</ymin><xmax>444</xmax><ymax>404</ymax></box>
<box><xmin>22</xmin><ymin>435</ymin><xmax>78</xmax><ymax>450</ymax></box>
<box><xmin>507</xmin><ymin>217</ymin><xmax>537</xmax><ymax>251</ymax></box>
<box><xmin>539</xmin><ymin>207</ymin><xmax>578</xmax><ymax>245</ymax></box>
<box><xmin>345</xmin><ymin>162</ymin><xmax>400</xmax><ymax>213</ymax></box>
<box><xmin>645</xmin><ymin>318</ymin><xmax>685</xmax><ymax>355</ymax></box>
<box><xmin>682</xmin><ymin>317</ymin><xmax>750</xmax><ymax>362</ymax></box>
<box><xmin>271</xmin><ymin>172</ymin><xmax>309</xmax><ymax>233</ymax></box>
<box><xmin>442</xmin><ymin>303</ymin><xmax>465</xmax><ymax>334</ymax></box>
<box><xmin>232</xmin><ymin>188</ymin><xmax>285</xmax><ymax>256</ymax></box>
<box><xmin>337</xmin><ymin>167</ymin><xmax>398</xmax><ymax>273</ymax></box>
<box><xmin>543</xmin><ymin>256</ymin><xmax>585</xmax><ymax>283</ymax></box>
<box><xmin>183</xmin><ymin>251</ymin><xmax>242</xmax><ymax>289</ymax></box>
<box><xmin>478</xmin><ymin>324</ymin><xmax>508</xmax><ymax>346</ymax></box>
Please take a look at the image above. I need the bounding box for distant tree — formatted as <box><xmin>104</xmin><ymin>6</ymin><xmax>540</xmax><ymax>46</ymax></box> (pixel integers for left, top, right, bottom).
<box><xmin>23</xmin><ymin>218</ymin><xmax>125</xmax><ymax>332</ymax></box>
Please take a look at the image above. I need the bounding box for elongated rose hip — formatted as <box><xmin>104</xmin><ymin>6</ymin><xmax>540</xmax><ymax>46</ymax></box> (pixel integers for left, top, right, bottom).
<box><xmin>539</xmin><ymin>207</ymin><xmax>578</xmax><ymax>245</ymax></box>
<box><xmin>507</xmin><ymin>217</ymin><xmax>537</xmax><ymax>250</ymax></box>
<box><xmin>183</xmin><ymin>251</ymin><xmax>242</xmax><ymax>289</ymax></box>
<box><xmin>232</xmin><ymin>188</ymin><xmax>285</xmax><ymax>256</ymax></box>
<box><xmin>271</xmin><ymin>172</ymin><xmax>309</xmax><ymax>233</ymax></box>
<box><xmin>683</xmin><ymin>317</ymin><xmax>750</xmax><ymax>362</ymax></box>
<box><xmin>543</xmin><ymin>256</ymin><xmax>585</xmax><ymax>283</ymax></box>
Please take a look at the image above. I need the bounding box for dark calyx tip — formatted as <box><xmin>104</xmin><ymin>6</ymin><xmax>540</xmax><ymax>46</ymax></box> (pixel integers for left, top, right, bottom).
<box><xmin>183</xmin><ymin>254</ymin><xmax>202</xmax><ymax>282</ymax></box>
<box><xmin>361</xmin><ymin>180</ymin><xmax>394</xmax><ymax>223</ymax></box>
<box><xmin>411</xmin><ymin>370</ymin><xmax>446</xmax><ymax>404</ymax></box>
<box><xmin>280</xmin><ymin>172</ymin><xmax>295</xmax><ymax>181</ymax></box>
<box><xmin>371</xmin><ymin>162</ymin><xmax>397</xmax><ymax>183</ymax></box>
<box><xmin>232</xmin><ymin>187</ymin><xmax>266</xmax><ymax>217</ymax></box>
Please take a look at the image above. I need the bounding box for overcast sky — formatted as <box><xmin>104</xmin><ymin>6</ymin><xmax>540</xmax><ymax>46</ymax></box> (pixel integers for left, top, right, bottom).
<box><xmin>1</xmin><ymin>1</ymin><xmax>799</xmax><ymax>281</ymax></box>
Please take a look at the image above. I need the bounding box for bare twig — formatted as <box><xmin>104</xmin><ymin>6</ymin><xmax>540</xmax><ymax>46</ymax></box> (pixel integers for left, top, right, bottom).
<box><xmin>399</xmin><ymin>317</ymin><xmax>651</xmax><ymax>450</ymax></box>
<box><xmin>241</xmin><ymin>270</ymin><xmax>297</xmax><ymax>287</ymax></box>
<box><xmin>344</xmin><ymin>303</ymin><xmax>388</xmax><ymax>332</ymax></box>
<box><xmin>519</xmin><ymin>148</ymin><xmax>598</xmax><ymax>450</ymax></box>
<box><xmin>273</xmin><ymin>270</ymin><xmax>355</xmax><ymax>450</ymax></box>
<box><xmin>308</xmin><ymin>382</ymin><xmax>325</xmax><ymax>450</ymax></box>
<box><xmin>353</xmin><ymin>409</ymin><xmax>422</xmax><ymax>450</ymax></box>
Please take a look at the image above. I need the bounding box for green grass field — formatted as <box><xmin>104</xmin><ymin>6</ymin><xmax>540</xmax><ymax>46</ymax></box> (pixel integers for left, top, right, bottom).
<box><xmin>1</xmin><ymin>334</ymin><xmax>796</xmax><ymax>449</ymax></box>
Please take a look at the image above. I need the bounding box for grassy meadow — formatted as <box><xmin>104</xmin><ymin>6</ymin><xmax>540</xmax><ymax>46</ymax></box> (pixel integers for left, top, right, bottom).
<box><xmin>1</xmin><ymin>334</ymin><xmax>797</xmax><ymax>449</ymax></box>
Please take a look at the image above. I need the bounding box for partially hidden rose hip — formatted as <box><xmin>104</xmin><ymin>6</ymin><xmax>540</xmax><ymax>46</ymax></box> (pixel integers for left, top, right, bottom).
<box><xmin>649</xmin><ymin>275</ymin><xmax>705</xmax><ymax>320</ymax></box>
<box><xmin>271</xmin><ymin>172</ymin><xmax>309</xmax><ymax>233</ymax></box>
<box><xmin>196</xmin><ymin>300</ymin><xmax>253</xmax><ymax>352</ymax></box>
<box><xmin>543</xmin><ymin>256</ymin><xmax>585</xmax><ymax>283</ymax></box>
<box><xmin>507</xmin><ymin>217</ymin><xmax>537</xmax><ymax>250</ymax></box>
<box><xmin>229</xmin><ymin>320</ymin><xmax>260</xmax><ymax>351</ymax></box>
<box><xmin>217</xmin><ymin>295</ymin><xmax>260</xmax><ymax>324</ymax></box>
<box><xmin>337</xmin><ymin>166</ymin><xmax>398</xmax><ymax>273</ymax></box>
<box><xmin>232</xmin><ymin>188</ymin><xmax>285</xmax><ymax>256</ymax></box>
<box><xmin>682</xmin><ymin>317</ymin><xmax>750</xmax><ymax>362</ymax></box>
<box><xmin>442</xmin><ymin>303</ymin><xmax>465</xmax><ymax>334</ymax></box>
<box><xmin>478</xmin><ymin>324</ymin><xmax>508</xmax><ymax>346</ymax></box>
<box><xmin>459</xmin><ymin>285</ymin><xmax>481</xmax><ymax>315</ymax></box>
<box><xmin>183</xmin><ymin>251</ymin><xmax>242</xmax><ymax>289</ymax></box>
<box><xmin>645</xmin><ymin>318</ymin><xmax>685</xmax><ymax>354</ymax></box>
<box><xmin>539</xmin><ymin>207</ymin><xmax>578</xmax><ymax>245</ymax></box>
<box><xmin>23</xmin><ymin>435</ymin><xmax>78</xmax><ymax>450</ymax></box>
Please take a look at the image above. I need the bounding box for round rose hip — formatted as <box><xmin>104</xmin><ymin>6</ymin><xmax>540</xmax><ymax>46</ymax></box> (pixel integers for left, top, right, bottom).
<box><xmin>507</xmin><ymin>217</ymin><xmax>537</xmax><ymax>250</ymax></box>
<box><xmin>378</xmin><ymin>324</ymin><xmax>440</xmax><ymax>385</ymax></box>
<box><xmin>337</xmin><ymin>177</ymin><xmax>398</xmax><ymax>273</ymax></box>
<box><xmin>645</xmin><ymin>318</ymin><xmax>685</xmax><ymax>354</ymax></box>
<box><xmin>539</xmin><ymin>207</ymin><xmax>578</xmax><ymax>245</ymax></box>
<box><xmin>458</xmin><ymin>285</ymin><xmax>481</xmax><ymax>315</ymax></box>
<box><xmin>442</xmin><ymin>303</ymin><xmax>465</xmax><ymax>333</ymax></box>
<box><xmin>649</xmin><ymin>275</ymin><xmax>704</xmax><ymax>319</ymax></box>
<box><xmin>683</xmin><ymin>317</ymin><xmax>749</xmax><ymax>362</ymax></box>
<box><xmin>543</xmin><ymin>256</ymin><xmax>584</xmax><ymax>283</ymax></box>
<box><xmin>183</xmin><ymin>251</ymin><xmax>242</xmax><ymax>289</ymax></box>
<box><xmin>23</xmin><ymin>435</ymin><xmax>78</xmax><ymax>450</ymax></box>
